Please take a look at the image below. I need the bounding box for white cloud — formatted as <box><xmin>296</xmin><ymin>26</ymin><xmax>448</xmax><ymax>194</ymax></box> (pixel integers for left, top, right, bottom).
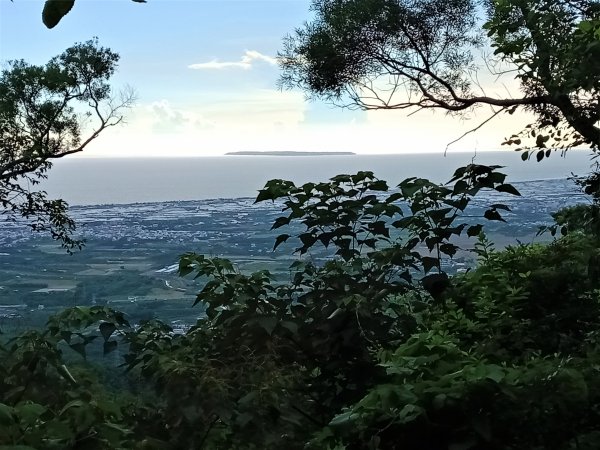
<box><xmin>188</xmin><ymin>50</ymin><xmax>277</xmax><ymax>70</ymax></box>
<box><xmin>80</xmin><ymin>90</ymin><xmax>308</xmax><ymax>157</ymax></box>
<box><xmin>148</xmin><ymin>100</ymin><xmax>215</xmax><ymax>132</ymax></box>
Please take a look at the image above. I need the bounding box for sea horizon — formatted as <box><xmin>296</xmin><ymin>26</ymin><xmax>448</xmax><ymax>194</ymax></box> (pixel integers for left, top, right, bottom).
<box><xmin>39</xmin><ymin>151</ymin><xmax>595</xmax><ymax>206</ymax></box>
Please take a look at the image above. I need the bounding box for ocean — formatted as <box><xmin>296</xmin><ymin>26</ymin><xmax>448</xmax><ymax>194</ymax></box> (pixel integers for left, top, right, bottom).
<box><xmin>38</xmin><ymin>151</ymin><xmax>595</xmax><ymax>206</ymax></box>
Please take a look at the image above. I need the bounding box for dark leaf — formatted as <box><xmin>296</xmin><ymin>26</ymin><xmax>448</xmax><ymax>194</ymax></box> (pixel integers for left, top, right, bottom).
<box><xmin>452</xmin><ymin>180</ymin><xmax>469</xmax><ymax>195</ymax></box>
<box><xmin>299</xmin><ymin>233</ymin><xmax>317</xmax><ymax>249</ymax></box>
<box><xmin>42</xmin><ymin>0</ymin><xmax>75</xmax><ymax>29</ymax></box>
<box><xmin>271</xmin><ymin>216</ymin><xmax>291</xmax><ymax>230</ymax></box>
<box><xmin>99</xmin><ymin>322</ymin><xmax>116</xmax><ymax>342</ymax></box>
<box><xmin>467</xmin><ymin>224</ymin><xmax>483</xmax><ymax>237</ymax></box>
<box><xmin>484</xmin><ymin>209</ymin><xmax>506</xmax><ymax>222</ymax></box>
<box><xmin>440</xmin><ymin>243</ymin><xmax>458</xmax><ymax>257</ymax></box>
<box><xmin>536</xmin><ymin>150</ymin><xmax>545</xmax><ymax>162</ymax></box>
<box><xmin>368</xmin><ymin>221</ymin><xmax>390</xmax><ymax>238</ymax></box>
<box><xmin>273</xmin><ymin>234</ymin><xmax>290</xmax><ymax>250</ymax></box>
<box><xmin>421</xmin><ymin>256</ymin><xmax>439</xmax><ymax>273</ymax></box>
<box><xmin>421</xmin><ymin>273</ymin><xmax>450</xmax><ymax>300</ymax></box>
<box><xmin>495</xmin><ymin>184</ymin><xmax>521</xmax><ymax>196</ymax></box>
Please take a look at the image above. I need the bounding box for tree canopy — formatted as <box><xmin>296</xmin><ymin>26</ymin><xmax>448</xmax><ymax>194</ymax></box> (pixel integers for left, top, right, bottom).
<box><xmin>0</xmin><ymin>39</ymin><xmax>133</xmax><ymax>250</ymax></box>
<box><xmin>280</xmin><ymin>0</ymin><xmax>600</xmax><ymax>158</ymax></box>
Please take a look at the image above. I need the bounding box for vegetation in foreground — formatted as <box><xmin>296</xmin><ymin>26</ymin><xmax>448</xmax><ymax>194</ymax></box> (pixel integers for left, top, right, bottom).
<box><xmin>2</xmin><ymin>0</ymin><xmax>600</xmax><ymax>448</ymax></box>
<box><xmin>2</xmin><ymin>165</ymin><xmax>600</xmax><ymax>449</ymax></box>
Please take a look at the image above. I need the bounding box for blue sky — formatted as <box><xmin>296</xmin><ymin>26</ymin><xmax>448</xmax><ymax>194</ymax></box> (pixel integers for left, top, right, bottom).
<box><xmin>0</xmin><ymin>0</ymin><xmax>532</xmax><ymax>156</ymax></box>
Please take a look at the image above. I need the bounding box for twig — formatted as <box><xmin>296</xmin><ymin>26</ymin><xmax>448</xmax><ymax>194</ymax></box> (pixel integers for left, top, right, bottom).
<box><xmin>445</xmin><ymin>107</ymin><xmax>505</xmax><ymax>155</ymax></box>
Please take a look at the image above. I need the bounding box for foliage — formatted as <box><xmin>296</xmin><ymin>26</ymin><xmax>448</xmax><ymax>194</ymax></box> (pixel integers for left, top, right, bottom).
<box><xmin>313</xmin><ymin>232</ymin><xmax>600</xmax><ymax>450</ymax></box>
<box><xmin>488</xmin><ymin>0</ymin><xmax>600</xmax><ymax>155</ymax></box>
<box><xmin>0</xmin><ymin>39</ymin><xmax>132</xmax><ymax>251</ymax></box>
<box><xmin>0</xmin><ymin>307</ymin><xmax>134</xmax><ymax>449</ymax></box>
<box><xmin>280</xmin><ymin>0</ymin><xmax>600</xmax><ymax>156</ymax></box>
<box><xmin>8</xmin><ymin>166</ymin><xmax>600</xmax><ymax>449</ymax></box>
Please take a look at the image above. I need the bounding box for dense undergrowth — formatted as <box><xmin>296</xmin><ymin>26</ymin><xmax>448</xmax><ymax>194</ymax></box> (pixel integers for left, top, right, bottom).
<box><xmin>2</xmin><ymin>165</ymin><xmax>600</xmax><ymax>449</ymax></box>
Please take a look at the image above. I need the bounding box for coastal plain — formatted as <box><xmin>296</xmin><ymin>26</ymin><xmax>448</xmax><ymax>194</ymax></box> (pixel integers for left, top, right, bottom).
<box><xmin>0</xmin><ymin>178</ymin><xmax>587</xmax><ymax>331</ymax></box>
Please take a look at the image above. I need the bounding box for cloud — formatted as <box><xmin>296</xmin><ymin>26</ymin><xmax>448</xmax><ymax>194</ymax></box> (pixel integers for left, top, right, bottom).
<box><xmin>188</xmin><ymin>50</ymin><xmax>277</xmax><ymax>70</ymax></box>
<box><xmin>148</xmin><ymin>100</ymin><xmax>215</xmax><ymax>133</ymax></box>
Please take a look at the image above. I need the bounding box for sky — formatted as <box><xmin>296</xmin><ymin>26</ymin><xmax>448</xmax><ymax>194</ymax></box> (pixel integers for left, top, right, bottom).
<box><xmin>0</xmin><ymin>0</ymin><xmax>536</xmax><ymax>157</ymax></box>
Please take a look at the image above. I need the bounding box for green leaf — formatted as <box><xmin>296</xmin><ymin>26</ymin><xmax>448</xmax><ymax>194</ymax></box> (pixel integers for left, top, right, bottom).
<box><xmin>329</xmin><ymin>411</ymin><xmax>356</xmax><ymax>427</ymax></box>
<box><xmin>486</xmin><ymin>364</ymin><xmax>505</xmax><ymax>383</ymax></box>
<box><xmin>42</xmin><ymin>0</ymin><xmax>75</xmax><ymax>29</ymax></box>
<box><xmin>0</xmin><ymin>403</ymin><xmax>14</xmax><ymax>425</ymax></box>
<box><xmin>59</xmin><ymin>399</ymin><xmax>85</xmax><ymax>416</ymax></box>
<box><xmin>15</xmin><ymin>403</ymin><xmax>46</xmax><ymax>426</ymax></box>
<box><xmin>579</xmin><ymin>20</ymin><xmax>594</xmax><ymax>32</ymax></box>
<box><xmin>398</xmin><ymin>404</ymin><xmax>422</xmax><ymax>423</ymax></box>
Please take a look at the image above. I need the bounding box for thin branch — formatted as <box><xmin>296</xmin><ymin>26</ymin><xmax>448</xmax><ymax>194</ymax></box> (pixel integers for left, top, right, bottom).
<box><xmin>445</xmin><ymin>107</ymin><xmax>506</xmax><ymax>155</ymax></box>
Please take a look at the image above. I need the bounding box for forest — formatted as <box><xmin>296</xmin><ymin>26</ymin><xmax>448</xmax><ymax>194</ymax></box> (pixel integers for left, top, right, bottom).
<box><xmin>1</xmin><ymin>0</ymin><xmax>600</xmax><ymax>449</ymax></box>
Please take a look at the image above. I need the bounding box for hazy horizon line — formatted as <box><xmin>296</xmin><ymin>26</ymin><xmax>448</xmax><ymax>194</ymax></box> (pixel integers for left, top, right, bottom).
<box><xmin>64</xmin><ymin>148</ymin><xmax>594</xmax><ymax>159</ymax></box>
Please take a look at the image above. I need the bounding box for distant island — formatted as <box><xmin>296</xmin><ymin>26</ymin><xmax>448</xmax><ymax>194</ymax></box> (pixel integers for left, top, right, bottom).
<box><xmin>225</xmin><ymin>151</ymin><xmax>356</xmax><ymax>156</ymax></box>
